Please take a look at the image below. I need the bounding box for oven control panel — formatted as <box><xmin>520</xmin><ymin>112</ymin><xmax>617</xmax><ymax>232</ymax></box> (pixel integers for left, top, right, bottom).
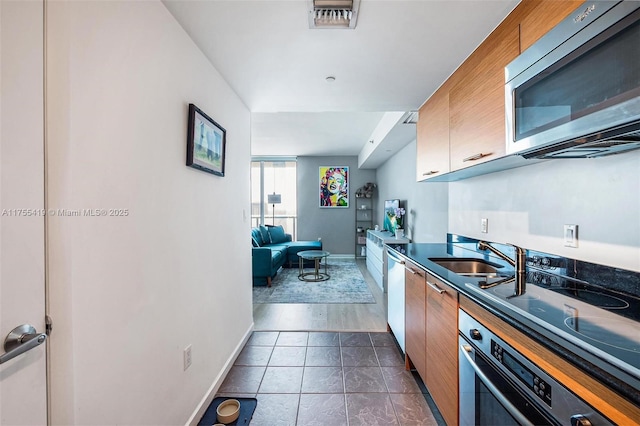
<box><xmin>491</xmin><ymin>340</ymin><xmax>552</xmax><ymax>406</ymax></box>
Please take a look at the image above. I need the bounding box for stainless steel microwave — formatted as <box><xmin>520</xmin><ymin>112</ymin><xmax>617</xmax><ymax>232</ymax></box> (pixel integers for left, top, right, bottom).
<box><xmin>505</xmin><ymin>1</ymin><xmax>640</xmax><ymax>159</ymax></box>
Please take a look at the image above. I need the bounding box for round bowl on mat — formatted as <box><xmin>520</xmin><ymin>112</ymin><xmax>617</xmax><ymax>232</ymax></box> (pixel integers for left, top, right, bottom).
<box><xmin>216</xmin><ymin>399</ymin><xmax>240</xmax><ymax>424</ymax></box>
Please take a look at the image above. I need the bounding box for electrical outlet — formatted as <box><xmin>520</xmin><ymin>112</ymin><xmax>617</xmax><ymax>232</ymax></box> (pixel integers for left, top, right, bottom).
<box><xmin>184</xmin><ymin>345</ymin><xmax>192</xmax><ymax>371</ymax></box>
<box><xmin>481</xmin><ymin>218</ymin><xmax>488</xmax><ymax>233</ymax></box>
<box><xmin>564</xmin><ymin>224</ymin><xmax>578</xmax><ymax>247</ymax></box>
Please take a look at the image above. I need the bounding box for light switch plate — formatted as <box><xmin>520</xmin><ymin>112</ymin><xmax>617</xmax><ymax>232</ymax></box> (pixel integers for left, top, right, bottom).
<box><xmin>481</xmin><ymin>218</ymin><xmax>488</xmax><ymax>233</ymax></box>
<box><xmin>564</xmin><ymin>224</ymin><xmax>578</xmax><ymax>247</ymax></box>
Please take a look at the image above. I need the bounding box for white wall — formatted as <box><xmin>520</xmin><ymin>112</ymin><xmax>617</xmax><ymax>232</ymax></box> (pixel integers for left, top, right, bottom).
<box><xmin>46</xmin><ymin>2</ymin><xmax>253</xmax><ymax>424</ymax></box>
<box><xmin>449</xmin><ymin>151</ymin><xmax>640</xmax><ymax>271</ymax></box>
<box><xmin>376</xmin><ymin>141</ymin><xmax>639</xmax><ymax>272</ymax></box>
<box><xmin>376</xmin><ymin>140</ymin><xmax>449</xmax><ymax>243</ymax></box>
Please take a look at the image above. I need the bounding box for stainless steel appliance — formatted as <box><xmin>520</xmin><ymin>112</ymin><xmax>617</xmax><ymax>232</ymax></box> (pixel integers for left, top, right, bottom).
<box><xmin>387</xmin><ymin>248</ymin><xmax>406</xmax><ymax>352</ymax></box>
<box><xmin>459</xmin><ymin>309</ymin><xmax>612</xmax><ymax>425</ymax></box>
<box><xmin>505</xmin><ymin>1</ymin><xmax>640</xmax><ymax>159</ymax></box>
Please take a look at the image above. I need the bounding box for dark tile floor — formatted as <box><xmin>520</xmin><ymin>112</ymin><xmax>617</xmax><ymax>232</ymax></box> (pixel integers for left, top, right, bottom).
<box><xmin>216</xmin><ymin>331</ymin><xmax>445</xmax><ymax>425</ymax></box>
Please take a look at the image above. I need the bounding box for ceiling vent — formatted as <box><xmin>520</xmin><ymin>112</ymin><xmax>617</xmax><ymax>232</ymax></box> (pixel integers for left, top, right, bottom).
<box><xmin>308</xmin><ymin>0</ymin><xmax>360</xmax><ymax>29</ymax></box>
<box><xmin>402</xmin><ymin>111</ymin><xmax>418</xmax><ymax>125</ymax></box>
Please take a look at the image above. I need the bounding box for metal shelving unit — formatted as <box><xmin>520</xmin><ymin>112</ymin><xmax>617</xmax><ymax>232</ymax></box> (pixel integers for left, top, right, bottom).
<box><xmin>355</xmin><ymin>196</ymin><xmax>373</xmax><ymax>258</ymax></box>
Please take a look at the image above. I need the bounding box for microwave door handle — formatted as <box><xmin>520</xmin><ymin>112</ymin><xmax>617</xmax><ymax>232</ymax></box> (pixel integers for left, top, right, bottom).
<box><xmin>460</xmin><ymin>344</ymin><xmax>535</xmax><ymax>426</ymax></box>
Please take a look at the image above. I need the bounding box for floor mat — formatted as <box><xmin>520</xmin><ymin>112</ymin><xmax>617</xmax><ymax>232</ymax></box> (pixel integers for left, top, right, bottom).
<box><xmin>198</xmin><ymin>397</ymin><xmax>257</xmax><ymax>425</ymax></box>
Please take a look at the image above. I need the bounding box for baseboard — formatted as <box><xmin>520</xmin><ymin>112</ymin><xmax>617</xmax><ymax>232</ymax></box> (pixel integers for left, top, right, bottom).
<box><xmin>185</xmin><ymin>322</ymin><xmax>254</xmax><ymax>426</ymax></box>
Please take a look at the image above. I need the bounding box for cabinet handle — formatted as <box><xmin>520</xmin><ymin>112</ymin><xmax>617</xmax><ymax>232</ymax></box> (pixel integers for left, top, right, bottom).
<box><xmin>405</xmin><ymin>267</ymin><xmax>422</xmax><ymax>276</ymax></box>
<box><xmin>427</xmin><ymin>280</ymin><xmax>445</xmax><ymax>294</ymax></box>
<box><xmin>422</xmin><ymin>170</ymin><xmax>439</xmax><ymax>176</ymax></box>
<box><xmin>463</xmin><ymin>152</ymin><xmax>492</xmax><ymax>162</ymax></box>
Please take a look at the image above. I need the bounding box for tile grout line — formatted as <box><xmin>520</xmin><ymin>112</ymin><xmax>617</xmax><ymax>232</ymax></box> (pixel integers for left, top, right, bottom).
<box><xmin>339</xmin><ymin>332</ymin><xmax>349</xmax><ymax>426</ymax></box>
<box><xmin>371</xmin><ymin>333</ymin><xmax>396</xmax><ymax>417</ymax></box>
<box><xmin>294</xmin><ymin>337</ymin><xmax>308</xmax><ymax>426</ymax></box>
<box><xmin>254</xmin><ymin>332</ymin><xmax>276</xmax><ymax>396</ymax></box>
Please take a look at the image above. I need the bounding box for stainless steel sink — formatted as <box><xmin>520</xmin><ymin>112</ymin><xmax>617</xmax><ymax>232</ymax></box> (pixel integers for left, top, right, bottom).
<box><xmin>428</xmin><ymin>258</ymin><xmax>505</xmax><ymax>275</ymax></box>
<box><xmin>456</xmin><ymin>272</ymin><xmax>510</xmax><ymax>278</ymax></box>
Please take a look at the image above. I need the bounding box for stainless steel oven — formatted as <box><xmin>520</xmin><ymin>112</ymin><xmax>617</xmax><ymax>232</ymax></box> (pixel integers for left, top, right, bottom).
<box><xmin>459</xmin><ymin>309</ymin><xmax>612</xmax><ymax>426</ymax></box>
<box><xmin>505</xmin><ymin>1</ymin><xmax>640</xmax><ymax>159</ymax></box>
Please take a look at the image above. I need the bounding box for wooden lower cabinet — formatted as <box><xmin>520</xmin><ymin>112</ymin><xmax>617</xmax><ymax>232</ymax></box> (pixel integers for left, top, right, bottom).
<box><xmin>425</xmin><ymin>273</ymin><xmax>459</xmax><ymax>426</ymax></box>
<box><xmin>404</xmin><ymin>264</ymin><xmax>459</xmax><ymax>425</ymax></box>
<box><xmin>404</xmin><ymin>261</ymin><xmax>427</xmax><ymax>380</ymax></box>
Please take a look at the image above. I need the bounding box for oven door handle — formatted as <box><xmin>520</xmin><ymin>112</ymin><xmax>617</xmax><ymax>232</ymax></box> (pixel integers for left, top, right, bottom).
<box><xmin>460</xmin><ymin>344</ymin><xmax>535</xmax><ymax>426</ymax></box>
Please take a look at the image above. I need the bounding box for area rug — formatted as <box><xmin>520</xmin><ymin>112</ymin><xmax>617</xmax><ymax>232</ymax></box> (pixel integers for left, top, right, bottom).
<box><xmin>253</xmin><ymin>259</ymin><xmax>376</xmax><ymax>304</ymax></box>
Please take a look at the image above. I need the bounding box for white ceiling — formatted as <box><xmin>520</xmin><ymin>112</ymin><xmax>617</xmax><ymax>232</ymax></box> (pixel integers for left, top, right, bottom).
<box><xmin>163</xmin><ymin>0</ymin><xmax>520</xmax><ymax>163</ymax></box>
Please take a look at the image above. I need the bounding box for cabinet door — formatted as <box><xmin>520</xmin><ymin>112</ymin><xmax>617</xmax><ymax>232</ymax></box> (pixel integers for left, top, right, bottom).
<box><xmin>426</xmin><ymin>274</ymin><xmax>459</xmax><ymax>426</ymax></box>
<box><xmin>520</xmin><ymin>0</ymin><xmax>583</xmax><ymax>52</ymax></box>
<box><xmin>404</xmin><ymin>262</ymin><xmax>427</xmax><ymax>380</ymax></box>
<box><xmin>416</xmin><ymin>85</ymin><xmax>450</xmax><ymax>181</ymax></box>
<box><xmin>449</xmin><ymin>24</ymin><xmax>519</xmax><ymax>171</ymax></box>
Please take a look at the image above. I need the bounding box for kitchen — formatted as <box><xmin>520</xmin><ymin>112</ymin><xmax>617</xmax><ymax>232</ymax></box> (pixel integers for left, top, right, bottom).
<box><xmin>2</xmin><ymin>0</ymin><xmax>638</xmax><ymax>424</ymax></box>
<box><xmin>378</xmin><ymin>1</ymin><xmax>640</xmax><ymax>425</ymax></box>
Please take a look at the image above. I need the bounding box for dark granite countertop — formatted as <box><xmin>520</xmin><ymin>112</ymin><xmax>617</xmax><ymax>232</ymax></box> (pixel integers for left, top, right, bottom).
<box><xmin>386</xmin><ymin>242</ymin><xmax>640</xmax><ymax>406</ymax></box>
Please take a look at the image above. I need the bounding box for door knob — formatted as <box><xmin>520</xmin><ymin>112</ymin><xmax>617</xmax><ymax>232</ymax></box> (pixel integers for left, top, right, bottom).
<box><xmin>0</xmin><ymin>324</ymin><xmax>47</xmax><ymax>364</ymax></box>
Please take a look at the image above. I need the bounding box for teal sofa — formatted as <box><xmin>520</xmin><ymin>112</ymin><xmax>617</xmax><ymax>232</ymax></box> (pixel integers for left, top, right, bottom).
<box><xmin>251</xmin><ymin>225</ymin><xmax>322</xmax><ymax>286</ymax></box>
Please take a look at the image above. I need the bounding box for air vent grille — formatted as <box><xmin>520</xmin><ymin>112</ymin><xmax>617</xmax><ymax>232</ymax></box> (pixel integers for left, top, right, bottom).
<box><xmin>402</xmin><ymin>111</ymin><xmax>418</xmax><ymax>124</ymax></box>
<box><xmin>308</xmin><ymin>0</ymin><xmax>360</xmax><ymax>29</ymax></box>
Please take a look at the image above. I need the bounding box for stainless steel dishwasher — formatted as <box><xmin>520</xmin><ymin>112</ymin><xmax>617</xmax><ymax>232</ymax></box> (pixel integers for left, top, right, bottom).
<box><xmin>386</xmin><ymin>248</ymin><xmax>406</xmax><ymax>353</ymax></box>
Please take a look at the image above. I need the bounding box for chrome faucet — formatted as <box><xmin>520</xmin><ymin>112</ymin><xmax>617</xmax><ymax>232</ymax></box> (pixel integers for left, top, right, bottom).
<box><xmin>477</xmin><ymin>241</ymin><xmax>527</xmax><ymax>297</ymax></box>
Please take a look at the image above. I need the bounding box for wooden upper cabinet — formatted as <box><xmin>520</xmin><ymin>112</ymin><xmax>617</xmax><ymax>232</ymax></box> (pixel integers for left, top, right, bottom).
<box><xmin>404</xmin><ymin>261</ymin><xmax>427</xmax><ymax>380</ymax></box>
<box><xmin>425</xmin><ymin>273</ymin><xmax>459</xmax><ymax>426</ymax></box>
<box><xmin>449</xmin><ymin>24</ymin><xmax>520</xmax><ymax>171</ymax></box>
<box><xmin>414</xmin><ymin>0</ymin><xmax>583</xmax><ymax>180</ymax></box>
<box><xmin>416</xmin><ymin>85</ymin><xmax>450</xmax><ymax>181</ymax></box>
<box><xmin>520</xmin><ymin>0</ymin><xmax>584</xmax><ymax>52</ymax></box>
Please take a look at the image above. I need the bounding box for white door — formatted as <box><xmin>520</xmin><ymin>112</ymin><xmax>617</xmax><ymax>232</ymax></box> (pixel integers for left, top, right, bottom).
<box><xmin>0</xmin><ymin>1</ymin><xmax>48</xmax><ymax>425</ymax></box>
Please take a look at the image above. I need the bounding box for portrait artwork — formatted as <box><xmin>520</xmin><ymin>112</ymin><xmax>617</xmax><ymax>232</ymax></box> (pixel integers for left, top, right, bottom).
<box><xmin>319</xmin><ymin>166</ymin><xmax>349</xmax><ymax>208</ymax></box>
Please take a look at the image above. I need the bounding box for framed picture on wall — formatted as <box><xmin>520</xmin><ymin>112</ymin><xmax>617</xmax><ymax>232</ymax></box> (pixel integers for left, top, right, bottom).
<box><xmin>319</xmin><ymin>166</ymin><xmax>349</xmax><ymax>208</ymax></box>
<box><xmin>186</xmin><ymin>103</ymin><xmax>226</xmax><ymax>176</ymax></box>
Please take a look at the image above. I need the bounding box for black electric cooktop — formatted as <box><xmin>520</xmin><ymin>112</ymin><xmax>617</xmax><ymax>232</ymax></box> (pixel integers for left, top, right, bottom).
<box><xmin>525</xmin><ymin>270</ymin><xmax>640</xmax><ymax>322</ymax></box>
<box><xmin>466</xmin><ymin>270</ymin><xmax>640</xmax><ymax>380</ymax></box>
